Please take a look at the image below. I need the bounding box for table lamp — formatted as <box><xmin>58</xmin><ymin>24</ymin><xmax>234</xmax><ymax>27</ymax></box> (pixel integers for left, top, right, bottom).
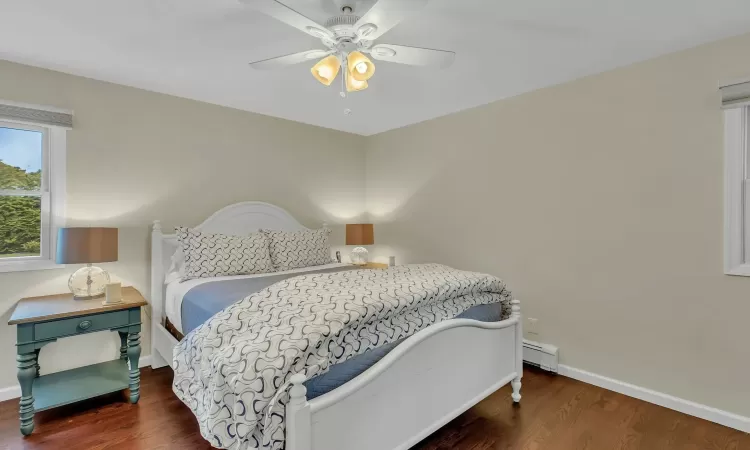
<box><xmin>346</xmin><ymin>224</ymin><xmax>374</xmax><ymax>265</ymax></box>
<box><xmin>56</xmin><ymin>227</ymin><xmax>118</xmax><ymax>299</ymax></box>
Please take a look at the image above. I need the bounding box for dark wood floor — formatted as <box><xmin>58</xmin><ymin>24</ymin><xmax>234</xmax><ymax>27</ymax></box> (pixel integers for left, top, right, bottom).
<box><xmin>0</xmin><ymin>366</ymin><xmax>747</xmax><ymax>450</ymax></box>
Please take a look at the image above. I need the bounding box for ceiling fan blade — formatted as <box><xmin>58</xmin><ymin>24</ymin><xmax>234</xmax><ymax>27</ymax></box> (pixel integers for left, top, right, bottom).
<box><xmin>249</xmin><ymin>50</ymin><xmax>332</xmax><ymax>70</ymax></box>
<box><xmin>353</xmin><ymin>0</ymin><xmax>430</xmax><ymax>40</ymax></box>
<box><xmin>241</xmin><ymin>0</ymin><xmax>334</xmax><ymax>40</ymax></box>
<box><xmin>369</xmin><ymin>44</ymin><xmax>455</xmax><ymax>68</ymax></box>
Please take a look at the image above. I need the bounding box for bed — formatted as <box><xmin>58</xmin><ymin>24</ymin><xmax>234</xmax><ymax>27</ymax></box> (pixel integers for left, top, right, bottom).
<box><xmin>149</xmin><ymin>201</ymin><xmax>523</xmax><ymax>450</ymax></box>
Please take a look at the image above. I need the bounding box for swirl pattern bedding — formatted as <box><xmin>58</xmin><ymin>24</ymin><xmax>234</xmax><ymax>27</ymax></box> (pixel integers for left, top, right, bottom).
<box><xmin>172</xmin><ymin>263</ymin><xmax>512</xmax><ymax>450</ymax></box>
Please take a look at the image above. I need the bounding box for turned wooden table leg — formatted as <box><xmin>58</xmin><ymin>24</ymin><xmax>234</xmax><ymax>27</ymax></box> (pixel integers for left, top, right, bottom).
<box><xmin>127</xmin><ymin>333</ymin><xmax>141</xmax><ymax>404</ymax></box>
<box><xmin>118</xmin><ymin>331</ymin><xmax>128</xmax><ymax>360</ymax></box>
<box><xmin>33</xmin><ymin>349</ymin><xmax>40</xmax><ymax>378</ymax></box>
<box><xmin>17</xmin><ymin>352</ymin><xmax>37</xmax><ymax>436</ymax></box>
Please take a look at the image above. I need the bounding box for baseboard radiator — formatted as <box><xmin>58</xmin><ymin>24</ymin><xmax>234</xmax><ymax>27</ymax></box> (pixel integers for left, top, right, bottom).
<box><xmin>522</xmin><ymin>339</ymin><xmax>558</xmax><ymax>373</ymax></box>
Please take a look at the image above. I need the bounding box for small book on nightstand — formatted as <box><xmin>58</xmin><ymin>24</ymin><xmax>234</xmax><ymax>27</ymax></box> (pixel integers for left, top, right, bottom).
<box><xmin>354</xmin><ymin>262</ymin><xmax>389</xmax><ymax>269</ymax></box>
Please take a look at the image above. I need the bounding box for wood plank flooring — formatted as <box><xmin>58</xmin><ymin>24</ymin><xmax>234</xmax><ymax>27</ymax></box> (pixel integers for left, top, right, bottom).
<box><xmin>0</xmin><ymin>366</ymin><xmax>747</xmax><ymax>450</ymax></box>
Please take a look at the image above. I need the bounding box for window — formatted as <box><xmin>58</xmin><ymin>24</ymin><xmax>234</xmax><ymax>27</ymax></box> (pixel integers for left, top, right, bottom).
<box><xmin>724</xmin><ymin>104</ymin><xmax>750</xmax><ymax>275</ymax></box>
<box><xmin>0</xmin><ymin>119</ymin><xmax>66</xmax><ymax>272</ymax></box>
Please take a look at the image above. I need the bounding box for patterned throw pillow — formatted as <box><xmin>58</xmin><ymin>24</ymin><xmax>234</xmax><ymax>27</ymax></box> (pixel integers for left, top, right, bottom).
<box><xmin>175</xmin><ymin>227</ymin><xmax>273</xmax><ymax>280</ymax></box>
<box><xmin>261</xmin><ymin>228</ymin><xmax>335</xmax><ymax>271</ymax></box>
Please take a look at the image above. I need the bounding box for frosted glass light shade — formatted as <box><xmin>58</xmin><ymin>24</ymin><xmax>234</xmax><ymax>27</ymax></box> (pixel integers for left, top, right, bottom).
<box><xmin>311</xmin><ymin>55</ymin><xmax>340</xmax><ymax>86</ymax></box>
<box><xmin>347</xmin><ymin>51</ymin><xmax>375</xmax><ymax>81</ymax></box>
<box><xmin>346</xmin><ymin>70</ymin><xmax>368</xmax><ymax>92</ymax></box>
<box><xmin>350</xmin><ymin>247</ymin><xmax>369</xmax><ymax>265</ymax></box>
<box><xmin>69</xmin><ymin>264</ymin><xmax>110</xmax><ymax>299</ymax></box>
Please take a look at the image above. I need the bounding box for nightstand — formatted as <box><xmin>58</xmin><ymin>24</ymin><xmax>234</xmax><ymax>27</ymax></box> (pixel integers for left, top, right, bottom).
<box><xmin>8</xmin><ymin>286</ymin><xmax>147</xmax><ymax>436</ymax></box>
<box><xmin>355</xmin><ymin>262</ymin><xmax>389</xmax><ymax>269</ymax></box>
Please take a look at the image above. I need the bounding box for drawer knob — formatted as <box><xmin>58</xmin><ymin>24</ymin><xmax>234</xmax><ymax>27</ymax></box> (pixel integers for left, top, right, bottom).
<box><xmin>78</xmin><ymin>320</ymin><xmax>92</xmax><ymax>330</ymax></box>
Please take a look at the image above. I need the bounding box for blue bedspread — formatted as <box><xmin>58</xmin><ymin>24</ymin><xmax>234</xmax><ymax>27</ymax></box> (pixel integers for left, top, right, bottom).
<box><xmin>179</xmin><ymin>266</ymin><xmax>506</xmax><ymax>400</ymax></box>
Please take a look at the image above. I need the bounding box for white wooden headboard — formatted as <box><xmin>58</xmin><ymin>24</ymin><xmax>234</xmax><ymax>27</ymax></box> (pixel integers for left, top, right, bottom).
<box><xmin>149</xmin><ymin>202</ymin><xmax>313</xmax><ymax>338</ymax></box>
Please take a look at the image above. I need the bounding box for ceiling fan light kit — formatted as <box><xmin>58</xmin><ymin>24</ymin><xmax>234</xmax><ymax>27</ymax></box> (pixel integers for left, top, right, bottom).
<box><xmin>246</xmin><ymin>0</ymin><xmax>455</xmax><ymax>96</ymax></box>
<box><xmin>347</xmin><ymin>51</ymin><xmax>375</xmax><ymax>82</ymax></box>
<box><xmin>345</xmin><ymin>70</ymin><xmax>368</xmax><ymax>92</ymax></box>
<box><xmin>311</xmin><ymin>54</ymin><xmax>340</xmax><ymax>86</ymax></box>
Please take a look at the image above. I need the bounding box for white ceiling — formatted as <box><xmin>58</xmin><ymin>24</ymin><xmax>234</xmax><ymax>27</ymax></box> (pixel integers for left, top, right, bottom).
<box><xmin>1</xmin><ymin>0</ymin><xmax>750</xmax><ymax>135</ymax></box>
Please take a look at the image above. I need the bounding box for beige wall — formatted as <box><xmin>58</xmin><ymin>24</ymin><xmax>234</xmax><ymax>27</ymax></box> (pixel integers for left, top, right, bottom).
<box><xmin>0</xmin><ymin>60</ymin><xmax>366</xmax><ymax>389</ymax></box>
<box><xmin>366</xmin><ymin>33</ymin><xmax>750</xmax><ymax>416</ymax></box>
<box><xmin>3</xmin><ymin>30</ymin><xmax>750</xmax><ymax>419</ymax></box>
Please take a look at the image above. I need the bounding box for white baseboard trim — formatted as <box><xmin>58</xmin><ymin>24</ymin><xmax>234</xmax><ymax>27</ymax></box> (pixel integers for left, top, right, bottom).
<box><xmin>558</xmin><ymin>364</ymin><xmax>750</xmax><ymax>433</ymax></box>
<box><xmin>0</xmin><ymin>355</ymin><xmax>154</xmax><ymax>403</ymax></box>
<box><xmin>139</xmin><ymin>355</ymin><xmax>152</xmax><ymax>369</ymax></box>
<box><xmin>0</xmin><ymin>385</ymin><xmax>20</xmax><ymax>403</ymax></box>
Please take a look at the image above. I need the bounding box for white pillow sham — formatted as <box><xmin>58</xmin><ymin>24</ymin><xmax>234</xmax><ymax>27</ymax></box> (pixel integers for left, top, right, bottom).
<box><xmin>164</xmin><ymin>248</ymin><xmax>185</xmax><ymax>284</ymax></box>
<box><xmin>175</xmin><ymin>227</ymin><xmax>274</xmax><ymax>280</ymax></box>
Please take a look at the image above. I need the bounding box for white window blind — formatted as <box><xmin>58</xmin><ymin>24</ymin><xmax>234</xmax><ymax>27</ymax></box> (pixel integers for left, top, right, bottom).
<box><xmin>0</xmin><ymin>100</ymin><xmax>73</xmax><ymax>129</ymax></box>
<box><xmin>721</xmin><ymin>79</ymin><xmax>750</xmax><ymax>109</ymax></box>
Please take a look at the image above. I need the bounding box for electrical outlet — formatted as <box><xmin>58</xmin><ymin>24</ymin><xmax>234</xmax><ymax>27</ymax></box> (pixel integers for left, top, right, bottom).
<box><xmin>527</xmin><ymin>317</ymin><xmax>539</xmax><ymax>336</ymax></box>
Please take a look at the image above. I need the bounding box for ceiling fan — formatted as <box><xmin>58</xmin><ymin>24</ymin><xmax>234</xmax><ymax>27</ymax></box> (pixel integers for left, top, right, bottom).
<box><xmin>243</xmin><ymin>0</ymin><xmax>455</xmax><ymax>95</ymax></box>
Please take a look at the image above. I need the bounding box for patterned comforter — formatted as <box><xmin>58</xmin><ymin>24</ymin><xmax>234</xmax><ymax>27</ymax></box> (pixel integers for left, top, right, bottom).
<box><xmin>172</xmin><ymin>263</ymin><xmax>512</xmax><ymax>450</ymax></box>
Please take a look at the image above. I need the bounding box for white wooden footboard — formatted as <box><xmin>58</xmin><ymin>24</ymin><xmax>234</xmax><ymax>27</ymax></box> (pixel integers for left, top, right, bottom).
<box><xmin>287</xmin><ymin>300</ymin><xmax>523</xmax><ymax>450</ymax></box>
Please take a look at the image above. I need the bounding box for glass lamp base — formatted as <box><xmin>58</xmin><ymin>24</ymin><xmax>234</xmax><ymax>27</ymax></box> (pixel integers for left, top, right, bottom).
<box><xmin>69</xmin><ymin>264</ymin><xmax>110</xmax><ymax>299</ymax></box>
<box><xmin>350</xmin><ymin>247</ymin><xmax>369</xmax><ymax>265</ymax></box>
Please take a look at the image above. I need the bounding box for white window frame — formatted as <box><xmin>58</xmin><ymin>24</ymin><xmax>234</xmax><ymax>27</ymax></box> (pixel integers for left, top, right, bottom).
<box><xmin>0</xmin><ymin>120</ymin><xmax>66</xmax><ymax>273</ymax></box>
<box><xmin>724</xmin><ymin>106</ymin><xmax>750</xmax><ymax>276</ymax></box>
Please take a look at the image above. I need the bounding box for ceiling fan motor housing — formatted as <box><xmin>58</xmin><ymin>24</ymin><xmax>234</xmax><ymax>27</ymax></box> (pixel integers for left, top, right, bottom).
<box><xmin>325</xmin><ymin>14</ymin><xmax>361</xmax><ymax>38</ymax></box>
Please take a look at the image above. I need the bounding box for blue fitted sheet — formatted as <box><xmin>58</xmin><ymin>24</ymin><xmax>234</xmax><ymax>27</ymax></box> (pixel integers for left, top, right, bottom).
<box><xmin>179</xmin><ymin>266</ymin><xmax>506</xmax><ymax>399</ymax></box>
<box><xmin>181</xmin><ymin>265</ymin><xmax>359</xmax><ymax>335</ymax></box>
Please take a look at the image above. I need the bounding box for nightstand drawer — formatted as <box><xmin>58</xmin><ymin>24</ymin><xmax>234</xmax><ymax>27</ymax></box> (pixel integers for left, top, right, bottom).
<box><xmin>34</xmin><ymin>310</ymin><xmax>130</xmax><ymax>340</ymax></box>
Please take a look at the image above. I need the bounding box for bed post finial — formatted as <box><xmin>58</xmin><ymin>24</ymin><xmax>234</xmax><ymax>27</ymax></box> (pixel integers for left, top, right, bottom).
<box><xmin>510</xmin><ymin>299</ymin><xmax>521</xmax><ymax>318</ymax></box>
<box><xmin>153</xmin><ymin>220</ymin><xmax>162</xmax><ymax>232</ymax></box>
<box><xmin>286</xmin><ymin>374</ymin><xmax>311</xmax><ymax>450</ymax></box>
<box><xmin>289</xmin><ymin>374</ymin><xmax>307</xmax><ymax>404</ymax></box>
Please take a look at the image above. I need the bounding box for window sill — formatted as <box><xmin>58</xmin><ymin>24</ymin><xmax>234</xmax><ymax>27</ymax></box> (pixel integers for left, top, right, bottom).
<box><xmin>0</xmin><ymin>259</ymin><xmax>65</xmax><ymax>273</ymax></box>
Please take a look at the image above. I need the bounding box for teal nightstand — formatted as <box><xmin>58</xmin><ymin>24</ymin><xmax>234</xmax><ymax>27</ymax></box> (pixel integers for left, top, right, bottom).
<box><xmin>8</xmin><ymin>286</ymin><xmax>147</xmax><ymax>436</ymax></box>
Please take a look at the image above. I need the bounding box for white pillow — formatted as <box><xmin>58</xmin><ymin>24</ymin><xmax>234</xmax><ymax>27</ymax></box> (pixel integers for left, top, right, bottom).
<box><xmin>164</xmin><ymin>248</ymin><xmax>185</xmax><ymax>284</ymax></box>
<box><xmin>261</xmin><ymin>228</ymin><xmax>335</xmax><ymax>271</ymax></box>
<box><xmin>175</xmin><ymin>227</ymin><xmax>274</xmax><ymax>280</ymax></box>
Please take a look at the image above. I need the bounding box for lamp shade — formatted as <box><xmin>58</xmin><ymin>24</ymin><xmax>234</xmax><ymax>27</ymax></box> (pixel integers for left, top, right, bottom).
<box><xmin>56</xmin><ymin>227</ymin><xmax>118</xmax><ymax>264</ymax></box>
<box><xmin>311</xmin><ymin>55</ymin><xmax>340</xmax><ymax>86</ymax></box>
<box><xmin>347</xmin><ymin>51</ymin><xmax>375</xmax><ymax>81</ymax></box>
<box><xmin>345</xmin><ymin>70</ymin><xmax>368</xmax><ymax>92</ymax></box>
<box><xmin>346</xmin><ymin>224</ymin><xmax>374</xmax><ymax>246</ymax></box>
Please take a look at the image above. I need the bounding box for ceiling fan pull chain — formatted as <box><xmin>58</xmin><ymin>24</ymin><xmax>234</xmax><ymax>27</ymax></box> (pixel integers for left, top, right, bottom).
<box><xmin>340</xmin><ymin>57</ymin><xmax>347</xmax><ymax>98</ymax></box>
